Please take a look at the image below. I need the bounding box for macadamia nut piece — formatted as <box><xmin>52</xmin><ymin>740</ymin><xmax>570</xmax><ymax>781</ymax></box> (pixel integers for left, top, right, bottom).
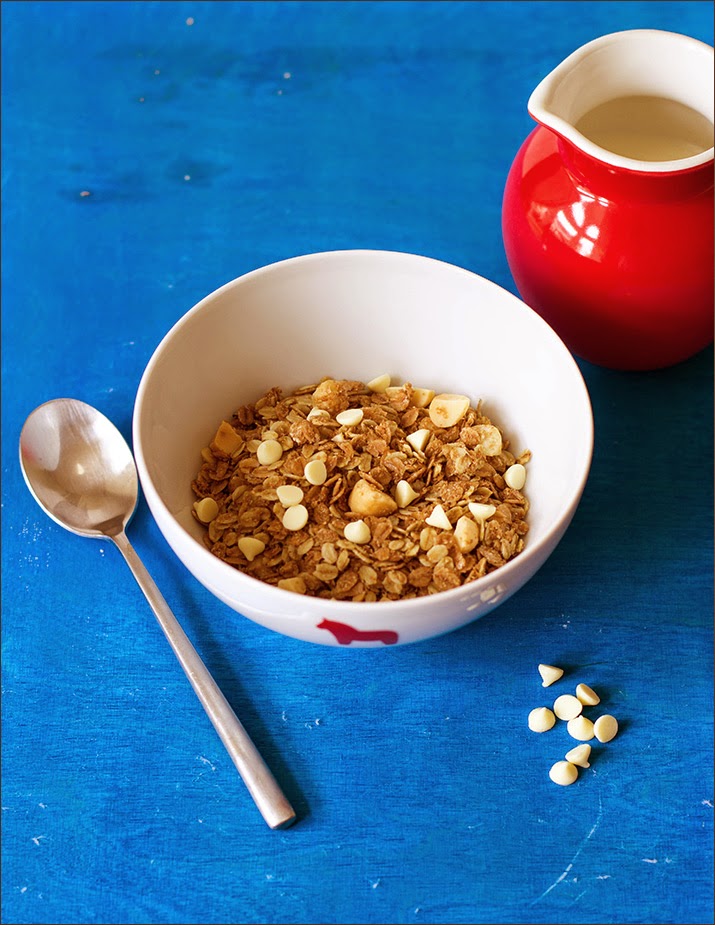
<box><xmin>428</xmin><ymin>394</ymin><xmax>470</xmax><ymax>429</ymax></box>
<box><xmin>348</xmin><ymin>479</ymin><xmax>398</xmax><ymax>517</ymax></box>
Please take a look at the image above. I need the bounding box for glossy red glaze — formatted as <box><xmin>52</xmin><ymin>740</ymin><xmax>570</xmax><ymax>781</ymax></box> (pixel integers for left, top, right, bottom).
<box><xmin>502</xmin><ymin>127</ymin><xmax>714</xmax><ymax>370</ymax></box>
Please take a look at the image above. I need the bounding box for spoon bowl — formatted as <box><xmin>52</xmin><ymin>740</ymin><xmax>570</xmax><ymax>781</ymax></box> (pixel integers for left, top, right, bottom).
<box><xmin>19</xmin><ymin>398</ymin><xmax>137</xmax><ymax>537</ymax></box>
<box><xmin>19</xmin><ymin>398</ymin><xmax>296</xmax><ymax>830</ymax></box>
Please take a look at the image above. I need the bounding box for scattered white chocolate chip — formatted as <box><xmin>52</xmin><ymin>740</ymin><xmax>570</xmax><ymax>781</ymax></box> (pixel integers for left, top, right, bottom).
<box><xmin>428</xmin><ymin>393</ymin><xmax>471</xmax><ymax>429</ymax></box>
<box><xmin>504</xmin><ymin>463</ymin><xmax>526</xmax><ymax>490</ymax></box>
<box><xmin>394</xmin><ymin>479</ymin><xmax>419</xmax><ymax>509</ymax></box>
<box><xmin>594</xmin><ymin>714</ymin><xmax>618</xmax><ymax>743</ymax></box>
<box><xmin>256</xmin><ymin>439</ymin><xmax>283</xmax><ymax>466</ymax></box>
<box><xmin>553</xmin><ymin>694</ymin><xmax>583</xmax><ymax>721</ymax></box>
<box><xmin>276</xmin><ymin>484</ymin><xmax>304</xmax><ymax>507</ymax></box>
<box><xmin>406</xmin><ymin>428</ymin><xmax>431</xmax><ymax>453</ymax></box>
<box><xmin>193</xmin><ymin>497</ymin><xmax>219</xmax><ymax>523</ymax></box>
<box><xmin>567</xmin><ymin>715</ymin><xmax>595</xmax><ymax>741</ymax></box>
<box><xmin>468</xmin><ymin>502</ymin><xmax>496</xmax><ymax>522</ymax></box>
<box><xmin>336</xmin><ymin>408</ymin><xmax>364</xmax><ymax>427</ymax></box>
<box><xmin>282</xmin><ymin>504</ymin><xmax>309</xmax><ymax>531</ymax></box>
<box><xmin>304</xmin><ymin>459</ymin><xmax>327</xmax><ymax>485</ymax></box>
<box><xmin>237</xmin><ymin>536</ymin><xmax>266</xmax><ymax>562</ymax></box>
<box><xmin>565</xmin><ymin>744</ymin><xmax>591</xmax><ymax>768</ymax></box>
<box><xmin>425</xmin><ymin>503</ymin><xmax>452</xmax><ymax>530</ymax></box>
<box><xmin>348</xmin><ymin>478</ymin><xmax>398</xmax><ymax>517</ymax></box>
<box><xmin>528</xmin><ymin>707</ymin><xmax>556</xmax><ymax>733</ymax></box>
<box><xmin>538</xmin><ymin>664</ymin><xmax>564</xmax><ymax>687</ymax></box>
<box><xmin>277</xmin><ymin>576</ymin><xmax>306</xmax><ymax>594</ymax></box>
<box><xmin>410</xmin><ymin>387</ymin><xmax>435</xmax><ymax>408</ymax></box>
<box><xmin>454</xmin><ymin>515</ymin><xmax>480</xmax><ymax>553</ymax></box>
<box><xmin>576</xmin><ymin>683</ymin><xmax>601</xmax><ymax>706</ymax></box>
<box><xmin>367</xmin><ymin>374</ymin><xmax>391</xmax><ymax>393</ymax></box>
<box><xmin>307</xmin><ymin>406</ymin><xmax>330</xmax><ymax>421</ymax></box>
<box><xmin>344</xmin><ymin>520</ymin><xmax>371</xmax><ymax>544</ymax></box>
<box><xmin>549</xmin><ymin>760</ymin><xmax>578</xmax><ymax>786</ymax></box>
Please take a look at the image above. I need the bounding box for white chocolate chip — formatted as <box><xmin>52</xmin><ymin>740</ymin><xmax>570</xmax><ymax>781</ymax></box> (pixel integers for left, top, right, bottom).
<box><xmin>194</xmin><ymin>497</ymin><xmax>219</xmax><ymax>523</ymax></box>
<box><xmin>307</xmin><ymin>406</ymin><xmax>330</xmax><ymax>421</ymax></box>
<box><xmin>594</xmin><ymin>714</ymin><xmax>618</xmax><ymax>743</ymax></box>
<box><xmin>304</xmin><ymin>459</ymin><xmax>327</xmax><ymax>485</ymax></box>
<box><xmin>454</xmin><ymin>515</ymin><xmax>480</xmax><ymax>553</ymax></box>
<box><xmin>468</xmin><ymin>502</ymin><xmax>496</xmax><ymax>522</ymax></box>
<box><xmin>336</xmin><ymin>408</ymin><xmax>364</xmax><ymax>427</ymax></box>
<box><xmin>277</xmin><ymin>576</ymin><xmax>306</xmax><ymax>594</ymax></box>
<box><xmin>410</xmin><ymin>387</ymin><xmax>435</xmax><ymax>408</ymax></box>
<box><xmin>554</xmin><ymin>694</ymin><xmax>583</xmax><ymax>720</ymax></box>
<box><xmin>237</xmin><ymin>536</ymin><xmax>266</xmax><ymax>562</ymax></box>
<box><xmin>538</xmin><ymin>664</ymin><xmax>564</xmax><ymax>687</ymax></box>
<box><xmin>567</xmin><ymin>715</ymin><xmax>595</xmax><ymax>741</ymax></box>
<box><xmin>428</xmin><ymin>393</ymin><xmax>471</xmax><ymax>429</ymax></box>
<box><xmin>348</xmin><ymin>478</ymin><xmax>398</xmax><ymax>517</ymax></box>
<box><xmin>425</xmin><ymin>504</ymin><xmax>452</xmax><ymax>530</ymax></box>
<box><xmin>367</xmin><ymin>373</ymin><xmax>391</xmax><ymax>393</ymax></box>
<box><xmin>282</xmin><ymin>504</ymin><xmax>309</xmax><ymax>531</ymax></box>
<box><xmin>528</xmin><ymin>707</ymin><xmax>556</xmax><ymax>733</ymax></box>
<box><xmin>565</xmin><ymin>744</ymin><xmax>591</xmax><ymax>768</ymax></box>
<box><xmin>549</xmin><ymin>760</ymin><xmax>578</xmax><ymax>786</ymax></box>
<box><xmin>394</xmin><ymin>479</ymin><xmax>419</xmax><ymax>508</ymax></box>
<box><xmin>256</xmin><ymin>439</ymin><xmax>283</xmax><ymax>466</ymax></box>
<box><xmin>576</xmin><ymin>683</ymin><xmax>601</xmax><ymax>706</ymax></box>
<box><xmin>406</xmin><ymin>428</ymin><xmax>431</xmax><ymax>454</ymax></box>
<box><xmin>344</xmin><ymin>520</ymin><xmax>371</xmax><ymax>544</ymax></box>
<box><xmin>504</xmin><ymin>463</ymin><xmax>526</xmax><ymax>490</ymax></box>
<box><xmin>276</xmin><ymin>484</ymin><xmax>304</xmax><ymax>507</ymax></box>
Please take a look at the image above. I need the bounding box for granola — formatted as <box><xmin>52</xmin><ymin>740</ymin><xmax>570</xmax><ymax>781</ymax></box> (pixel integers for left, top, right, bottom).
<box><xmin>191</xmin><ymin>377</ymin><xmax>531</xmax><ymax>601</ymax></box>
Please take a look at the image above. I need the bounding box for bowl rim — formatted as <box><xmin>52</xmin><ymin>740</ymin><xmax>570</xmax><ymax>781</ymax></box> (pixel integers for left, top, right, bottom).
<box><xmin>133</xmin><ymin>248</ymin><xmax>594</xmax><ymax>617</ymax></box>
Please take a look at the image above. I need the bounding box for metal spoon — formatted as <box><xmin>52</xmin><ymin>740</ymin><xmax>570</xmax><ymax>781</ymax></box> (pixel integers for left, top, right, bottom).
<box><xmin>19</xmin><ymin>398</ymin><xmax>296</xmax><ymax>830</ymax></box>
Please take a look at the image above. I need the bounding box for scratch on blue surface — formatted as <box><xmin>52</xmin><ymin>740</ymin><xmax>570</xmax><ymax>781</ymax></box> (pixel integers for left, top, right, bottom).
<box><xmin>531</xmin><ymin>793</ymin><xmax>604</xmax><ymax>905</ymax></box>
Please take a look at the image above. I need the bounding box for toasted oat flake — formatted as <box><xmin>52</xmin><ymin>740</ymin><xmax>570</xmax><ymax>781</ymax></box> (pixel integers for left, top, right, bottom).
<box><xmin>191</xmin><ymin>377</ymin><xmax>530</xmax><ymax>600</ymax></box>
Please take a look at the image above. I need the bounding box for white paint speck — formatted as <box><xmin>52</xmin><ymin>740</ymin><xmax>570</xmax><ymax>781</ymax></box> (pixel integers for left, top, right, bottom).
<box><xmin>371</xmin><ymin>878</ymin><xmax>381</xmax><ymax>889</ymax></box>
<box><xmin>283</xmin><ymin>72</ymin><xmax>291</xmax><ymax>79</ymax></box>
<box><xmin>643</xmin><ymin>858</ymin><xmax>658</xmax><ymax>864</ymax></box>
<box><xmin>154</xmin><ymin>69</ymin><xmax>160</xmax><ymax>75</ymax></box>
<box><xmin>31</xmin><ymin>835</ymin><xmax>46</xmax><ymax>846</ymax></box>
<box><xmin>186</xmin><ymin>17</ymin><xmax>194</xmax><ymax>26</ymax></box>
<box><xmin>79</xmin><ymin>190</ymin><xmax>91</xmax><ymax>197</ymax></box>
<box><xmin>702</xmin><ymin>799</ymin><xmax>713</xmax><ymax>807</ymax></box>
<box><xmin>184</xmin><ymin>174</ymin><xmax>191</xmax><ymax>181</ymax></box>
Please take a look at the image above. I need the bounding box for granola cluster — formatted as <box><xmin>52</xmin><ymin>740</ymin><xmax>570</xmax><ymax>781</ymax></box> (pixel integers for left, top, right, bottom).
<box><xmin>191</xmin><ymin>377</ymin><xmax>530</xmax><ymax>601</ymax></box>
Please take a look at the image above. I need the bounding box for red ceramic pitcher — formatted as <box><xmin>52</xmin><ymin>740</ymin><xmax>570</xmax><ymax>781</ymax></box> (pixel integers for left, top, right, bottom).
<box><xmin>503</xmin><ymin>30</ymin><xmax>714</xmax><ymax>370</ymax></box>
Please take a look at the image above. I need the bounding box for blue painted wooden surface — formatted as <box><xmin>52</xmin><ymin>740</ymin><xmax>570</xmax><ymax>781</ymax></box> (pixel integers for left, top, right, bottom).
<box><xmin>2</xmin><ymin>3</ymin><xmax>713</xmax><ymax>923</ymax></box>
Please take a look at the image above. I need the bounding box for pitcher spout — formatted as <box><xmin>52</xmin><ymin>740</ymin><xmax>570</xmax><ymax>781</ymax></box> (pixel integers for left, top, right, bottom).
<box><xmin>527</xmin><ymin>29</ymin><xmax>714</xmax><ymax>174</ymax></box>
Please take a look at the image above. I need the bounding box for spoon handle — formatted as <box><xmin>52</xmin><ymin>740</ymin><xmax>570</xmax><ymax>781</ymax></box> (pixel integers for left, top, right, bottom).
<box><xmin>112</xmin><ymin>530</ymin><xmax>296</xmax><ymax>830</ymax></box>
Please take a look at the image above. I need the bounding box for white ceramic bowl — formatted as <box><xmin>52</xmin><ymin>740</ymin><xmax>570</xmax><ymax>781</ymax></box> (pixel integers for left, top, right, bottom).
<box><xmin>133</xmin><ymin>250</ymin><xmax>593</xmax><ymax>647</ymax></box>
